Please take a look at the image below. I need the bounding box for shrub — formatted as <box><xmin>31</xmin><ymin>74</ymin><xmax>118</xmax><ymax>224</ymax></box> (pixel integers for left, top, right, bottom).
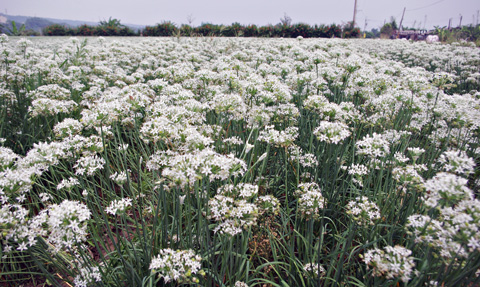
<box><xmin>243</xmin><ymin>24</ymin><xmax>258</xmax><ymax>37</ymax></box>
<box><xmin>77</xmin><ymin>24</ymin><xmax>94</xmax><ymax>36</ymax></box>
<box><xmin>143</xmin><ymin>21</ymin><xmax>178</xmax><ymax>36</ymax></box>
<box><xmin>195</xmin><ymin>23</ymin><xmax>222</xmax><ymax>36</ymax></box>
<box><xmin>343</xmin><ymin>22</ymin><xmax>361</xmax><ymax>38</ymax></box>
<box><xmin>118</xmin><ymin>27</ymin><xmax>137</xmax><ymax>36</ymax></box>
<box><xmin>258</xmin><ymin>25</ymin><xmax>275</xmax><ymax>37</ymax></box>
<box><xmin>180</xmin><ymin>24</ymin><xmax>194</xmax><ymax>36</ymax></box>
<box><xmin>43</xmin><ymin>24</ymin><xmax>67</xmax><ymax>36</ymax></box>
<box><xmin>291</xmin><ymin>23</ymin><xmax>313</xmax><ymax>38</ymax></box>
<box><xmin>222</xmin><ymin>22</ymin><xmax>245</xmax><ymax>37</ymax></box>
<box><xmin>274</xmin><ymin>23</ymin><xmax>293</xmax><ymax>37</ymax></box>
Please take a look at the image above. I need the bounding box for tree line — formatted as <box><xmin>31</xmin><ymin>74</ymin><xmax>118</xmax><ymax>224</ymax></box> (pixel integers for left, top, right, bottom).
<box><xmin>6</xmin><ymin>15</ymin><xmax>479</xmax><ymax>43</ymax></box>
<box><xmin>40</xmin><ymin>18</ymin><xmax>360</xmax><ymax>38</ymax></box>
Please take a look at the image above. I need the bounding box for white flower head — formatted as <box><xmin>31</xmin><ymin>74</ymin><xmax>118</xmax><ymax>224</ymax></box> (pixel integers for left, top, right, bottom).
<box><xmin>438</xmin><ymin>149</ymin><xmax>475</xmax><ymax>175</ymax></box>
<box><xmin>295</xmin><ymin>182</ymin><xmax>326</xmax><ymax>220</ymax></box>
<box><xmin>106</xmin><ymin>198</ymin><xmax>132</xmax><ymax>216</ymax></box>
<box><xmin>150</xmin><ymin>249</ymin><xmax>204</xmax><ymax>284</ymax></box>
<box><xmin>313</xmin><ymin>121</ymin><xmax>351</xmax><ymax>144</ymax></box>
<box><xmin>364</xmin><ymin>245</ymin><xmax>415</xmax><ymax>283</ymax></box>
<box><xmin>304</xmin><ymin>263</ymin><xmax>326</xmax><ymax>277</ymax></box>
<box><xmin>346</xmin><ymin>196</ymin><xmax>381</xmax><ymax>226</ymax></box>
<box><xmin>110</xmin><ymin>171</ymin><xmax>128</xmax><ymax>185</ymax></box>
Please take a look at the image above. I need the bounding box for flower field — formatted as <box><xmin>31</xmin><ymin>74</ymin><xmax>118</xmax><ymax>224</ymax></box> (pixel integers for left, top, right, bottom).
<box><xmin>1</xmin><ymin>35</ymin><xmax>480</xmax><ymax>286</ymax></box>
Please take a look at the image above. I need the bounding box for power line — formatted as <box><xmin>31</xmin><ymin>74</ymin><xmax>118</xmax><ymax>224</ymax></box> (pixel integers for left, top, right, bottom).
<box><xmin>407</xmin><ymin>0</ymin><xmax>445</xmax><ymax>12</ymax></box>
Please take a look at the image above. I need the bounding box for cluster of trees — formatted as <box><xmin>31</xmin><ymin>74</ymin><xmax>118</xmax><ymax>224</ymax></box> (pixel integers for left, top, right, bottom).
<box><xmin>142</xmin><ymin>21</ymin><xmax>355</xmax><ymax>38</ymax></box>
<box><xmin>40</xmin><ymin>17</ymin><xmax>360</xmax><ymax>38</ymax></box>
<box><xmin>4</xmin><ymin>14</ymin><xmax>480</xmax><ymax>44</ymax></box>
<box><xmin>432</xmin><ymin>24</ymin><xmax>480</xmax><ymax>44</ymax></box>
<box><xmin>43</xmin><ymin>17</ymin><xmax>136</xmax><ymax>36</ymax></box>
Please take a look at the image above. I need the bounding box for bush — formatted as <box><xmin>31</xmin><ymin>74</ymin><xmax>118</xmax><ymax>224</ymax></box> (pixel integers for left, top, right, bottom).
<box><xmin>222</xmin><ymin>22</ymin><xmax>244</xmax><ymax>37</ymax></box>
<box><xmin>258</xmin><ymin>25</ymin><xmax>275</xmax><ymax>37</ymax></box>
<box><xmin>243</xmin><ymin>24</ymin><xmax>258</xmax><ymax>37</ymax></box>
<box><xmin>118</xmin><ymin>27</ymin><xmax>137</xmax><ymax>36</ymax></box>
<box><xmin>195</xmin><ymin>23</ymin><xmax>222</xmax><ymax>36</ymax></box>
<box><xmin>312</xmin><ymin>24</ymin><xmax>342</xmax><ymax>38</ymax></box>
<box><xmin>291</xmin><ymin>23</ymin><xmax>313</xmax><ymax>38</ymax></box>
<box><xmin>43</xmin><ymin>24</ymin><xmax>67</xmax><ymax>36</ymax></box>
<box><xmin>143</xmin><ymin>22</ymin><xmax>178</xmax><ymax>36</ymax></box>
<box><xmin>43</xmin><ymin>23</ymin><xmax>136</xmax><ymax>36</ymax></box>
<box><xmin>343</xmin><ymin>22</ymin><xmax>361</xmax><ymax>38</ymax></box>
<box><xmin>433</xmin><ymin>25</ymin><xmax>480</xmax><ymax>44</ymax></box>
<box><xmin>77</xmin><ymin>25</ymin><xmax>94</xmax><ymax>36</ymax></box>
<box><xmin>141</xmin><ymin>21</ymin><xmax>367</xmax><ymax>39</ymax></box>
<box><xmin>180</xmin><ymin>24</ymin><xmax>194</xmax><ymax>36</ymax></box>
<box><xmin>328</xmin><ymin>24</ymin><xmax>342</xmax><ymax>37</ymax></box>
<box><xmin>274</xmin><ymin>24</ymin><xmax>293</xmax><ymax>37</ymax></box>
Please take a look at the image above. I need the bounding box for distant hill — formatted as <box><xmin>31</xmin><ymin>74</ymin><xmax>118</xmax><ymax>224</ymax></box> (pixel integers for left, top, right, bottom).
<box><xmin>0</xmin><ymin>13</ymin><xmax>145</xmax><ymax>33</ymax></box>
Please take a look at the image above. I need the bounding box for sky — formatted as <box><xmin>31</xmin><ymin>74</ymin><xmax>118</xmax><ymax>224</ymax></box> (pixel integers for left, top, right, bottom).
<box><xmin>2</xmin><ymin>0</ymin><xmax>480</xmax><ymax>30</ymax></box>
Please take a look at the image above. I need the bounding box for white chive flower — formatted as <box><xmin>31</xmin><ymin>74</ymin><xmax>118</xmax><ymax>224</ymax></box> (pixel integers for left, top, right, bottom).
<box><xmin>106</xmin><ymin>198</ymin><xmax>132</xmax><ymax>216</ymax></box>
<box><xmin>346</xmin><ymin>196</ymin><xmax>381</xmax><ymax>226</ymax></box>
<box><xmin>364</xmin><ymin>245</ymin><xmax>415</xmax><ymax>283</ymax></box>
<box><xmin>295</xmin><ymin>182</ymin><xmax>326</xmax><ymax>221</ymax></box>
<box><xmin>149</xmin><ymin>249</ymin><xmax>204</xmax><ymax>284</ymax></box>
<box><xmin>313</xmin><ymin>121</ymin><xmax>351</xmax><ymax>144</ymax></box>
<box><xmin>303</xmin><ymin>263</ymin><xmax>326</xmax><ymax>277</ymax></box>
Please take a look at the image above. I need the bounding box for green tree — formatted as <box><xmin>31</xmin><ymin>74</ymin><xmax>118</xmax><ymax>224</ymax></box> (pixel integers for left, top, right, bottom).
<box><xmin>97</xmin><ymin>17</ymin><xmax>135</xmax><ymax>36</ymax></box>
<box><xmin>99</xmin><ymin>17</ymin><xmax>125</xmax><ymax>29</ymax></box>
<box><xmin>180</xmin><ymin>24</ymin><xmax>194</xmax><ymax>36</ymax></box>
<box><xmin>6</xmin><ymin>21</ymin><xmax>26</xmax><ymax>36</ymax></box>
<box><xmin>365</xmin><ymin>28</ymin><xmax>380</xmax><ymax>38</ymax></box>
<box><xmin>380</xmin><ymin>18</ymin><xmax>398</xmax><ymax>39</ymax></box>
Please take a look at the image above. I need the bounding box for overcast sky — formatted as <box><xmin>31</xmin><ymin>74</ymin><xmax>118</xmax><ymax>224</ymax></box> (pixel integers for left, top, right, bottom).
<box><xmin>3</xmin><ymin>0</ymin><xmax>480</xmax><ymax>30</ymax></box>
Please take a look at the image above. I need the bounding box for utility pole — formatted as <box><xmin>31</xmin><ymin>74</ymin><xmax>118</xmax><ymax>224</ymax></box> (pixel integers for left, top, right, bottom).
<box><xmin>448</xmin><ymin>18</ymin><xmax>452</xmax><ymax>29</ymax></box>
<box><xmin>459</xmin><ymin>14</ymin><xmax>462</xmax><ymax>27</ymax></box>
<box><xmin>424</xmin><ymin>15</ymin><xmax>427</xmax><ymax>30</ymax></box>
<box><xmin>398</xmin><ymin>7</ymin><xmax>406</xmax><ymax>31</ymax></box>
<box><xmin>352</xmin><ymin>0</ymin><xmax>358</xmax><ymax>27</ymax></box>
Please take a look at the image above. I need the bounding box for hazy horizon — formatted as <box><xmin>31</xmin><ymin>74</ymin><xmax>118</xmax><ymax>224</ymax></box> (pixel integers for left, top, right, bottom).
<box><xmin>3</xmin><ymin>0</ymin><xmax>480</xmax><ymax>30</ymax></box>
